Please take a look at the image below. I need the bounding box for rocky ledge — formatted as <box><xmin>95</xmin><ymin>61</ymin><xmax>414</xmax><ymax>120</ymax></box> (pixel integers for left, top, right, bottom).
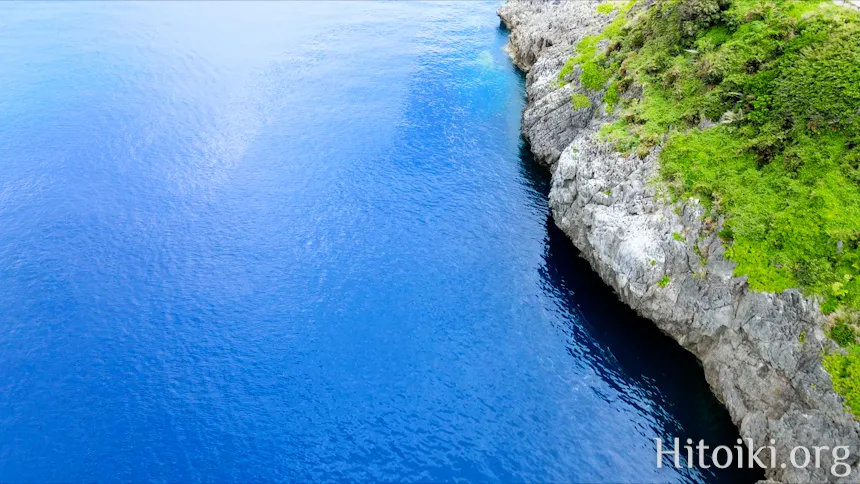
<box><xmin>499</xmin><ymin>1</ymin><xmax>860</xmax><ymax>482</ymax></box>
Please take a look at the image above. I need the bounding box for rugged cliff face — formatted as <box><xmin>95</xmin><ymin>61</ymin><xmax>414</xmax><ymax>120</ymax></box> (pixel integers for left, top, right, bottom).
<box><xmin>498</xmin><ymin>1</ymin><xmax>860</xmax><ymax>482</ymax></box>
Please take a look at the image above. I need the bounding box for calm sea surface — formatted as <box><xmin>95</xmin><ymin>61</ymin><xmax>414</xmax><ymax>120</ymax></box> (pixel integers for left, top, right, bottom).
<box><xmin>0</xmin><ymin>2</ymin><xmax>761</xmax><ymax>482</ymax></box>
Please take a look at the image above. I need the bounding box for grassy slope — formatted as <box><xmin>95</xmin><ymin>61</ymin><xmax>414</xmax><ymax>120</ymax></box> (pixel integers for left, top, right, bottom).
<box><xmin>564</xmin><ymin>0</ymin><xmax>860</xmax><ymax>414</ymax></box>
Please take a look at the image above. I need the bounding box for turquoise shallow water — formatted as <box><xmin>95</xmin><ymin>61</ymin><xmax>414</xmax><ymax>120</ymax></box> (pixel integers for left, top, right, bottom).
<box><xmin>0</xmin><ymin>2</ymin><xmax>762</xmax><ymax>482</ymax></box>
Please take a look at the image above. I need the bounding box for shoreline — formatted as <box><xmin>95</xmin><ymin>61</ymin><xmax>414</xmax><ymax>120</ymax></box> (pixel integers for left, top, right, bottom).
<box><xmin>498</xmin><ymin>1</ymin><xmax>860</xmax><ymax>482</ymax></box>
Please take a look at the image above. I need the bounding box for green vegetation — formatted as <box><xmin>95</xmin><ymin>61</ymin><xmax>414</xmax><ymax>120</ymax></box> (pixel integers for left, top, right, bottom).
<box><xmin>572</xmin><ymin>93</ymin><xmax>593</xmax><ymax>110</ymax></box>
<box><xmin>824</xmin><ymin>347</ymin><xmax>860</xmax><ymax>418</ymax></box>
<box><xmin>831</xmin><ymin>320</ymin><xmax>858</xmax><ymax>347</ymax></box>
<box><xmin>558</xmin><ymin>0</ymin><xmax>637</xmax><ymax>107</ymax></box>
<box><xmin>559</xmin><ymin>0</ymin><xmax>860</xmax><ymax>414</ymax></box>
<box><xmin>597</xmin><ymin>2</ymin><xmax>620</xmax><ymax>15</ymax></box>
<box><xmin>672</xmin><ymin>232</ymin><xmax>684</xmax><ymax>242</ymax></box>
<box><xmin>604</xmin><ymin>81</ymin><xmax>621</xmax><ymax>112</ymax></box>
<box><xmin>826</xmin><ymin>315</ymin><xmax>860</xmax><ymax>415</ymax></box>
<box><xmin>694</xmin><ymin>244</ymin><xmax>707</xmax><ymax>265</ymax></box>
<box><xmin>564</xmin><ymin>0</ymin><xmax>860</xmax><ymax>312</ymax></box>
<box><xmin>659</xmin><ymin>274</ymin><xmax>671</xmax><ymax>287</ymax></box>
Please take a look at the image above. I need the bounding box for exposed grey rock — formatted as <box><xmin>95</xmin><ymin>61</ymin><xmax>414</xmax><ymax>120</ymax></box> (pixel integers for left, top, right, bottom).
<box><xmin>499</xmin><ymin>0</ymin><xmax>615</xmax><ymax>168</ymax></box>
<box><xmin>499</xmin><ymin>1</ymin><xmax>860</xmax><ymax>482</ymax></box>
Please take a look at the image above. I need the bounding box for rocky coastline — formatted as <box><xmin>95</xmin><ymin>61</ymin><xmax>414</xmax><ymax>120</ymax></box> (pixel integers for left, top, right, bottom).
<box><xmin>498</xmin><ymin>1</ymin><xmax>860</xmax><ymax>482</ymax></box>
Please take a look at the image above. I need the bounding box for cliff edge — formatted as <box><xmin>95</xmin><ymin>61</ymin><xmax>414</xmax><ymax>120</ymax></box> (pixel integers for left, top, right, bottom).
<box><xmin>499</xmin><ymin>1</ymin><xmax>860</xmax><ymax>482</ymax></box>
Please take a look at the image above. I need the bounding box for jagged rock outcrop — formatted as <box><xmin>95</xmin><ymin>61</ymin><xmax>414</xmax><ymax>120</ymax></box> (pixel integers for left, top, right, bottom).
<box><xmin>499</xmin><ymin>1</ymin><xmax>860</xmax><ymax>482</ymax></box>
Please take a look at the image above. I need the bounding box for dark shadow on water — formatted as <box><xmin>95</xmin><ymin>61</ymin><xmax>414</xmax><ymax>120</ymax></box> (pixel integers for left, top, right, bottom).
<box><xmin>519</xmin><ymin>140</ymin><xmax>765</xmax><ymax>483</ymax></box>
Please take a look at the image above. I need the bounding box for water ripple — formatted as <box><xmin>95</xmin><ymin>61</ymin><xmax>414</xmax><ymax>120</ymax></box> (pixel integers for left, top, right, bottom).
<box><xmin>0</xmin><ymin>2</ymin><xmax>760</xmax><ymax>483</ymax></box>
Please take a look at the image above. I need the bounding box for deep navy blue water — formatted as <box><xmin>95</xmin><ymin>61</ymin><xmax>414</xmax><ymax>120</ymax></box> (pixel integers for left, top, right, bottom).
<box><xmin>0</xmin><ymin>2</ymin><xmax>763</xmax><ymax>483</ymax></box>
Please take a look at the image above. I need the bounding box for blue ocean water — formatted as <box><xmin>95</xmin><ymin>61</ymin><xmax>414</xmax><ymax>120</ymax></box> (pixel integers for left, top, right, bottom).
<box><xmin>0</xmin><ymin>2</ymin><xmax>762</xmax><ymax>482</ymax></box>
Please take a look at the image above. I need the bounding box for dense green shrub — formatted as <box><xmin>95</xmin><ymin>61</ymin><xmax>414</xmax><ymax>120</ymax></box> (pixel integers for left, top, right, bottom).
<box><xmin>824</xmin><ymin>348</ymin><xmax>860</xmax><ymax>417</ymax></box>
<box><xmin>597</xmin><ymin>2</ymin><xmax>619</xmax><ymax>15</ymax></box>
<box><xmin>831</xmin><ymin>321</ymin><xmax>858</xmax><ymax>347</ymax></box>
<box><xmin>604</xmin><ymin>81</ymin><xmax>621</xmax><ymax>111</ymax></box>
<box><xmin>678</xmin><ymin>0</ymin><xmax>731</xmax><ymax>38</ymax></box>
<box><xmin>572</xmin><ymin>93</ymin><xmax>593</xmax><ymax>110</ymax></box>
